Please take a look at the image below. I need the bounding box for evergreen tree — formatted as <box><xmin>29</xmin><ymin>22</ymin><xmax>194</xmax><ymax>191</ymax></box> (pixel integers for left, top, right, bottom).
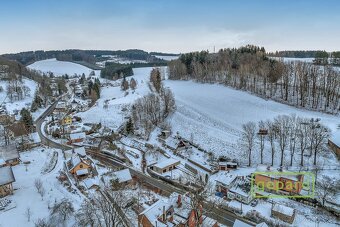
<box><xmin>20</xmin><ymin>108</ymin><xmax>33</xmax><ymax>132</ymax></box>
<box><xmin>130</xmin><ymin>78</ymin><xmax>137</xmax><ymax>90</ymax></box>
<box><xmin>125</xmin><ymin>118</ymin><xmax>134</xmax><ymax>135</ymax></box>
<box><xmin>121</xmin><ymin>76</ymin><xmax>129</xmax><ymax>91</ymax></box>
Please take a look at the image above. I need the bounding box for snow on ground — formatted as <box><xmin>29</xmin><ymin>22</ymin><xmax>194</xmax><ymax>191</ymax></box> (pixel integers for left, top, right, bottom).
<box><xmin>0</xmin><ymin>78</ymin><xmax>37</xmax><ymax>115</ymax></box>
<box><xmin>77</xmin><ymin>67</ymin><xmax>154</xmax><ymax>130</ymax></box>
<box><xmin>0</xmin><ymin>147</ymin><xmax>83</xmax><ymax>227</ymax></box>
<box><xmin>163</xmin><ymin>80</ymin><xmax>340</xmax><ymax>160</ymax></box>
<box><xmin>153</xmin><ymin>55</ymin><xmax>179</xmax><ymax>61</ymax></box>
<box><xmin>270</xmin><ymin>57</ymin><xmax>315</xmax><ymax>63</ymax></box>
<box><xmin>27</xmin><ymin>58</ymin><xmax>100</xmax><ymax>77</ymax></box>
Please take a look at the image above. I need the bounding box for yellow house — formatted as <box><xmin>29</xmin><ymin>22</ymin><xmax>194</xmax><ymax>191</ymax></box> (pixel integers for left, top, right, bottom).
<box><xmin>61</xmin><ymin>115</ymin><xmax>73</xmax><ymax>125</ymax></box>
<box><xmin>66</xmin><ymin>154</ymin><xmax>92</xmax><ymax>178</ymax></box>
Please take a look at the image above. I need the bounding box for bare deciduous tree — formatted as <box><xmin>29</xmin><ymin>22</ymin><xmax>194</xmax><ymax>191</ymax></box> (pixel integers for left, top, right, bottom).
<box><xmin>242</xmin><ymin>122</ymin><xmax>257</xmax><ymax>166</ymax></box>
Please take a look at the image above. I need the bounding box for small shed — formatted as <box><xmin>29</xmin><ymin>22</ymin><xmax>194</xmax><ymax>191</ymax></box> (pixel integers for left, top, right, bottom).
<box><xmin>219</xmin><ymin>161</ymin><xmax>238</xmax><ymax>171</ymax></box>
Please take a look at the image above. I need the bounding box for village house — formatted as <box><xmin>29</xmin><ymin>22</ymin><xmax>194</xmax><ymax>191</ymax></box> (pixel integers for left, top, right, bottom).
<box><xmin>53</xmin><ymin>101</ymin><xmax>68</xmax><ymax>117</ymax></box>
<box><xmin>271</xmin><ymin>203</ymin><xmax>296</xmax><ymax>224</ymax></box>
<box><xmin>149</xmin><ymin>158</ymin><xmax>180</xmax><ymax>174</ymax></box>
<box><xmin>164</xmin><ymin>137</ymin><xmax>190</xmax><ymax>152</ymax></box>
<box><xmin>218</xmin><ymin>161</ymin><xmax>238</xmax><ymax>171</ymax></box>
<box><xmin>254</xmin><ymin>165</ymin><xmax>304</xmax><ymax>195</ymax></box>
<box><xmin>215</xmin><ymin>174</ymin><xmax>237</xmax><ymax>197</ymax></box>
<box><xmin>227</xmin><ymin>176</ymin><xmax>253</xmax><ymax>204</ymax></box>
<box><xmin>328</xmin><ymin>130</ymin><xmax>340</xmax><ymax>159</ymax></box>
<box><xmin>82</xmin><ymin>177</ymin><xmax>100</xmax><ymax>190</ymax></box>
<box><xmin>73</xmin><ymin>147</ymin><xmax>86</xmax><ymax>157</ymax></box>
<box><xmin>68</xmin><ymin>132</ymin><xmax>86</xmax><ymax>145</ymax></box>
<box><xmin>138</xmin><ymin>193</ymin><xmax>218</xmax><ymax>227</ymax></box>
<box><xmin>0</xmin><ymin>144</ymin><xmax>20</xmax><ymax>166</ymax></box>
<box><xmin>66</xmin><ymin>153</ymin><xmax>92</xmax><ymax>179</ymax></box>
<box><xmin>74</xmin><ymin>84</ymin><xmax>83</xmax><ymax>96</ymax></box>
<box><xmin>60</xmin><ymin>115</ymin><xmax>73</xmax><ymax>126</ymax></box>
<box><xmin>0</xmin><ymin>166</ymin><xmax>15</xmax><ymax>197</ymax></box>
<box><xmin>109</xmin><ymin>168</ymin><xmax>134</xmax><ymax>189</ymax></box>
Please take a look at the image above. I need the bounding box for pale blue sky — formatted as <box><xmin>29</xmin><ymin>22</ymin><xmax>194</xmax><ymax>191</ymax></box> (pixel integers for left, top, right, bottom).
<box><xmin>1</xmin><ymin>0</ymin><xmax>339</xmax><ymax>54</ymax></box>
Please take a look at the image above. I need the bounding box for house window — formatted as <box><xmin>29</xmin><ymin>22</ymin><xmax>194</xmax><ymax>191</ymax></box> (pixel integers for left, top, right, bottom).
<box><xmin>80</xmin><ymin>164</ymin><xmax>83</xmax><ymax>168</ymax></box>
<box><xmin>163</xmin><ymin>169</ymin><xmax>166</xmax><ymax>173</ymax></box>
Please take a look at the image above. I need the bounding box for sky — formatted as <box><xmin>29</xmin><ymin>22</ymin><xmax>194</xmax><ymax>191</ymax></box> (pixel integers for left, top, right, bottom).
<box><xmin>1</xmin><ymin>0</ymin><xmax>339</xmax><ymax>54</ymax></box>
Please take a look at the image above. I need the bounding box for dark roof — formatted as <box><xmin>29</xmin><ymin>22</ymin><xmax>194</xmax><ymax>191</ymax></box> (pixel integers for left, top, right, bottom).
<box><xmin>6</xmin><ymin>122</ymin><xmax>28</xmax><ymax>137</ymax></box>
<box><xmin>0</xmin><ymin>166</ymin><xmax>15</xmax><ymax>186</ymax></box>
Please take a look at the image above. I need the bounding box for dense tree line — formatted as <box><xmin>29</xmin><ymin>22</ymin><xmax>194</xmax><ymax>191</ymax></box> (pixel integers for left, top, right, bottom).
<box><xmin>2</xmin><ymin>49</ymin><xmax>167</xmax><ymax>66</ymax></box>
<box><xmin>100</xmin><ymin>62</ymin><xmax>133</xmax><ymax>80</ymax></box>
<box><xmin>168</xmin><ymin>45</ymin><xmax>340</xmax><ymax>114</ymax></box>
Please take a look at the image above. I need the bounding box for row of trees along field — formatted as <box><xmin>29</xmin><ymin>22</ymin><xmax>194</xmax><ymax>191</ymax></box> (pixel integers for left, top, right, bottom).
<box><xmin>241</xmin><ymin>115</ymin><xmax>330</xmax><ymax>168</ymax></box>
<box><xmin>168</xmin><ymin>45</ymin><xmax>340</xmax><ymax>114</ymax></box>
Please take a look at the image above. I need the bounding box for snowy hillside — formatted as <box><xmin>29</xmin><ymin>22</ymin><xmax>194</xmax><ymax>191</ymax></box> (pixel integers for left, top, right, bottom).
<box><xmin>27</xmin><ymin>59</ymin><xmax>100</xmax><ymax>77</ymax></box>
<box><xmin>164</xmin><ymin>80</ymin><xmax>340</xmax><ymax>159</ymax></box>
<box><xmin>0</xmin><ymin>78</ymin><xmax>37</xmax><ymax>115</ymax></box>
<box><xmin>77</xmin><ymin>67</ymin><xmax>157</xmax><ymax>130</ymax></box>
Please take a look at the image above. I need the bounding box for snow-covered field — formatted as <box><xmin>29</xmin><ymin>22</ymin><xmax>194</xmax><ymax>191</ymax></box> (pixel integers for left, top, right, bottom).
<box><xmin>0</xmin><ymin>78</ymin><xmax>37</xmax><ymax>115</ymax></box>
<box><xmin>0</xmin><ymin>147</ymin><xmax>83</xmax><ymax>226</ymax></box>
<box><xmin>153</xmin><ymin>55</ymin><xmax>179</xmax><ymax>61</ymax></box>
<box><xmin>27</xmin><ymin>58</ymin><xmax>100</xmax><ymax>77</ymax></box>
<box><xmin>270</xmin><ymin>57</ymin><xmax>315</xmax><ymax>63</ymax></box>
<box><xmin>77</xmin><ymin>67</ymin><xmax>155</xmax><ymax>130</ymax></box>
<box><xmin>163</xmin><ymin>80</ymin><xmax>340</xmax><ymax>160</ymax></box>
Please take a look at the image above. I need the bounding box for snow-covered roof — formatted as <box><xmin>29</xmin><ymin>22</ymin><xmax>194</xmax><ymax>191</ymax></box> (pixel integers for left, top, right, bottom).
<box><xmin>70</xmin><ymin>132</ymin><xmax>86</xmax><ymax>140</ymax></box>
<box><xmin>256</xmin><ymin>164</ymin><xmax>301</xmax><ymax>181</ymax></box>
<box><xmin>330</xmin><ymin>130</ymin><xmax>340</xmax><ymax>147</ymax></box>
<box><xmin>67</xmin><ymin>153</ymin><xmax>90</xmax><ymax>171</ymax></box>
<box><xmin>83</xmin><ymin>178</ymin><xmax>99</xmax><ymax>189</ymax></box>
<box><xmin>0</xmin><ymin>158</ymin><xmax>5</xmax><ymax>166</ymax></box>
<box><xmin>74</xmin><ymin>147</ymin><xmax>86</xmax><ymax>157</ymax></box>
<box><xmin>29</xmin><ymin>132</ymin><xmax>41</xmax><ymax>144</ymax></box>
<box><xmin>272</xmin><ymin>203</ymin><xmax>295</xmax><ymax>217</ymax></box>
<box><xmin>76</xmin><ymin>168</ymin><xmax>89</xmax><ymax>176</ymax></box>
<box><xmin>140</xmin><ymin>199</ymin><xmax>169</xmax><ymax>227</ymax></box>
<box><xmin>153</xmin><ymin>158</ymin><xmax>180</xmax><ymax>169</ymax></box>
<box><xmin>219</xmin><ymin>161</ymin><xmax>237</xmax><ymax>166</ymax></box>
<box><xmin>233</xmin><ymin>219</ymin><xmax>252</xmax><ymax>227</ymax></box>
<box><xmin>256</xmin><ymin>222</ymin><xmax>268</xmax><ymax>227</ymax></box>
<box><xmin>0</xmin><ymin>166</ymin><xmax>15</xmax><ymax>186</ymax></box>
<box><xmin>0</xmin><ymin>144</ymin><xmax>19</xmax><ymax>162</ymax></box>
<box><xmin>215</xmin><ymin>173</ymin><xmax>237</xmax><ymax>187</ymax></box>
<box><xmin>113</xmin><ymin>169</ymin><xmax>132</xmax><ymax>183</ymax></box>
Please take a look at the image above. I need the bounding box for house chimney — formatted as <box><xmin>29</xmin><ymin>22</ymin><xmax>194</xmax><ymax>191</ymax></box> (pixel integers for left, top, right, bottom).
<box><xmin>177</xmin><ymin>194</ymin><xmax>182</xmax><ymax>208</ymax></box>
